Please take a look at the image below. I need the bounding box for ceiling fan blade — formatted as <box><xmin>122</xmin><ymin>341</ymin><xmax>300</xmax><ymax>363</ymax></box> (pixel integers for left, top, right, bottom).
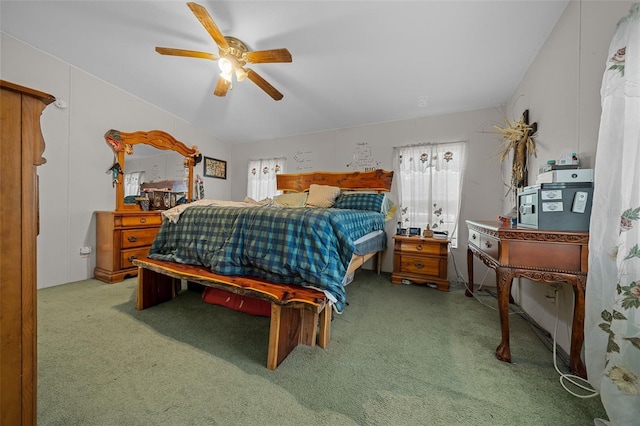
<box><xmin>155</xmin><ymin>47</ymin><xmax>217</xmax><ymax>60</ymax></box>
<box><xmin>246</xmin><ymin>69</ymin><xmax>283</xmax><ymax>101</ymax></box>
<box><xmin>245</xmin><ymin>48</ymin><xmax>292</xmax><ymax>64</ymax></box>
<box><xmin>187</xmin><ymin>2</ymin><xmax>229</xmax><ymax>50</ymax></box>
<box><xmin>214</xmin><ymin>77</ymin><xmax>231</xmax><ymax>97</ymax></box>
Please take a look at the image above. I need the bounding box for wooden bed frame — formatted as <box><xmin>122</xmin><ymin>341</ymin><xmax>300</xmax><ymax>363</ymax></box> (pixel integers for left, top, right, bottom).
<box><xmin>133</xmin><ymin>169</ymin><xmax>394</xmax><ymax>369</ymax></box>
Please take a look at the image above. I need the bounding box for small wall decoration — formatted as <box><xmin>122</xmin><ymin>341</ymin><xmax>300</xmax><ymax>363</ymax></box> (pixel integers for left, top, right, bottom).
<box><xmin>494</xmin><ymin>109</ymin><xmax>537</xmax><ymax>196</ymax></box>
<box><xmin>203</xmin><ymin>156</ymin><xmax>227</xmax><ymax>179</ymax></box>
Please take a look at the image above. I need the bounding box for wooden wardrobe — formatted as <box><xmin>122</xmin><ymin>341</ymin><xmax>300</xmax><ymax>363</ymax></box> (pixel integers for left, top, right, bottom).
<box><xmin>1</xmin><ymin>80</ymin><xmax>55</xmax><ymax>425</ymax></box>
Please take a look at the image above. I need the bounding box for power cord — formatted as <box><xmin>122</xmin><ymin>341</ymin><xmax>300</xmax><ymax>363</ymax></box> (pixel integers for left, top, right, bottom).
<box><xmin>452</xmin><ymin>243</ymin><xmax>598</xmax><ymax>398</ymax></box>
<box><xmin>552</xmin><ymin>290</ymin><xmax>599</xmax><ymax>399</ymax></box>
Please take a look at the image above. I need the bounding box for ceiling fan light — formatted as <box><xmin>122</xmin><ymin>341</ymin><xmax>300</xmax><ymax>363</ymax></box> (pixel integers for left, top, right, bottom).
<box><xmin>218</xmin><ymin>57</ymin><xmax>233</xmax><ymax>74</ymax></box>
<box><xmin>235</xmin><ymin>68</ymin><xmax>248</xmax><ymax>82</ymax></box>
<box><xmin>220</xmin><ymin>71</ymin><xmax>233</xmax><ymax>82</ymax></box>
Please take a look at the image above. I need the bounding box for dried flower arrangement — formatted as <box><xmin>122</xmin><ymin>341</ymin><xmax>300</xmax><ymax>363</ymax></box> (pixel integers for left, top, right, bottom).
<box><xmin>494</xmin><ymin>109</ymin><xmax>538</xmax><ymax>196</ymax></box>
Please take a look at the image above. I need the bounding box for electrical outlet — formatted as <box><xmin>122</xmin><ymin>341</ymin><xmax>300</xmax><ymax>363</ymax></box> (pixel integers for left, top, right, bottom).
<box><xmin>545</xmin><ymin>283</ymin><xmax>559</xmax><ymax>303</ymax></box>
<box><xmin>80</xmin><ymin>246</ymin><xmax>92</xmax><ymax>256</ymax></box>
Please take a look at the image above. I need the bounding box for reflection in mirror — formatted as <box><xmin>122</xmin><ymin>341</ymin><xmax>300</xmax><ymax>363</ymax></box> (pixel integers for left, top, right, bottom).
<box><xmin>104</xmin><ymin>129</ymin><xmax>200</xmax><ymax>212</ymax></box>
<box><xmin>125</xmin><ymin>150</ymin><xmax>187</xmax><ymax>206</ymax></box>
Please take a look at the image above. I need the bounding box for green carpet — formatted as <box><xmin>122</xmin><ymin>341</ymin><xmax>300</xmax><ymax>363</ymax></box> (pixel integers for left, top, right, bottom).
<box><xmin>37</xmin><ymin>271</ymin><xmax>606</xmax><ymax>425</ymax></box>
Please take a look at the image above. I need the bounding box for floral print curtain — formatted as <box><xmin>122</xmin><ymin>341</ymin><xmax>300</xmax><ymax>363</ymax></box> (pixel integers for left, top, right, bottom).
<box><xmin>393</xmin><ymin>141</ymin><xmax>466</xmax><ymax>247</ymax></box>
<box><xmin>246</xmin><ymin>157</ymin><xmax>286</xmax><ymax>201</ymax></box>
<box><xmin>585</xmin><ymin>4</ymin><xmax>640</xmax><ymax>424</ymax></box>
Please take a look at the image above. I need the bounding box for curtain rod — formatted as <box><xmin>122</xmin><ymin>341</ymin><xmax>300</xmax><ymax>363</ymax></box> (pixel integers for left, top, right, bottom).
<box><xmin>393</xmin><ymin>139</ymin><xmax>467</xmax><ymax>149</ymax></box>
<box><xmin>248</xmin><ymin>156</ymin><xmax>287</xmax><ymax>161</ymax></box>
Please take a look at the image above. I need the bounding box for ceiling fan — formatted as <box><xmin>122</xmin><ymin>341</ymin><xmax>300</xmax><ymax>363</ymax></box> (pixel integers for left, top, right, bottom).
<box><xmin>156</xmin><ymin>2</ymin><xmax>292</xmax><ymax>101</ymax></box>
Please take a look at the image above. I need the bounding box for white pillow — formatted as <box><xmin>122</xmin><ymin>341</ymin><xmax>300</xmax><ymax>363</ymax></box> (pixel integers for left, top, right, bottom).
<box><xmin>305</xmin><ymin>184</ymin><xmax>341</xmax><ymax>208</ymax></box>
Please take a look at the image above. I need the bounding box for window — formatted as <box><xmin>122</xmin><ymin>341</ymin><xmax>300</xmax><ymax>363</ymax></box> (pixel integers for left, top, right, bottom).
<box><xmin>124</xmin><ymin>171</ymin><xmax>145</xmax><ymax>197</ymax></box>
<box><xmin>246</xmin><ymin>157</ymin><xmax>286</xmax><ymax>200</ymax></box>
<box><xmin>393</xmin><ymin>141</ymin><xmax>466</xmax><ymax>248</ymax></box>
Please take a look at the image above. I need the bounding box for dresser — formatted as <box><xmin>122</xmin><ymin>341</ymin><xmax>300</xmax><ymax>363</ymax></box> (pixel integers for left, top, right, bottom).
<box><xmin>1</xmin><ymin>81</ymin><xmax>55</xmax><ymax>425</ymax></box>
<box><xmin>466</xmin><ymin>219</ymin><xmax>588</xmax><ymax>378</ymax></box>
<box><xmin>391</xmin><ymin>235</ymin><xmax>450</xmax><ymax>291</ymax></box>
<box><xmin>94</xmin><ymin>211</ymin><xmax>163</xmax><ymax>283</ymax></box>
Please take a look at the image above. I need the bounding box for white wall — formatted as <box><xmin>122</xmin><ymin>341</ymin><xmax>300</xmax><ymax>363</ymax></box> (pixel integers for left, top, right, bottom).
<box><xmin>504</xmin><ymin>0</ymin><xmax>633</xmax><ymax>354</ymax></box>
<box><xmin>0</xmin><ymin>33</ymin><xmax>231</xmax><ymax>288</ymax></box>
<box><xmin>231</xmin><ymin>107</ymin><xmax>506</xmax><ymax>277</ymax></box>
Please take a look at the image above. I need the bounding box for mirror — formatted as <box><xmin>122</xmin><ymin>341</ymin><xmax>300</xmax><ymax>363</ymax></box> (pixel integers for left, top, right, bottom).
<box><xmin>104</xmin><ymin>129</ymin><xmax>201</xmax><ymax>212</ymax></box>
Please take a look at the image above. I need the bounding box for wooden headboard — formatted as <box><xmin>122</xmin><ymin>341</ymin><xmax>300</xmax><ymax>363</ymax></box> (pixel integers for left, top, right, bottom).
<box><xmin>276</xmin><ymin>169</ymin><xmax>393</xmax><ymax>193</ymax></box>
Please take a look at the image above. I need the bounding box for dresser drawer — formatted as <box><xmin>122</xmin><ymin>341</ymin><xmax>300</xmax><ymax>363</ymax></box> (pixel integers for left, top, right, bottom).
<box><xmin>119</xmin><ymin>214</ymin><xmax>163</xmax><ymax>228</ymax></box>
<box><xmin>399</xmin><ymin>239</ymin><xmax>443</xmax><ymax>256</ymax></box>
<box><xmin>121</xmin><ymin>246</ymin><xmax>151</xmax><ymax>269</ymax></box>
<box><xmin>121</xmin><ymin>228</ymin><xmax>160</xmax><ymax>249</ymax></box>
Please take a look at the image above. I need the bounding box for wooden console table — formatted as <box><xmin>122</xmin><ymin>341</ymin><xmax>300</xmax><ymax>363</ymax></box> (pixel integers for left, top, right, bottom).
<box><xmin>465</xmin><ymin>220</ymin><xmax>588</xmax><ymax>378</ymax></box>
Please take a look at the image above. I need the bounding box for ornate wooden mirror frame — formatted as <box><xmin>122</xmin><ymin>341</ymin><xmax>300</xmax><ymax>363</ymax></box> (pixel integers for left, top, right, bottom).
<box><xmin>104</xmin><ymin>129</ymin><xmax>201</xmax><ymax>212</ymax></box>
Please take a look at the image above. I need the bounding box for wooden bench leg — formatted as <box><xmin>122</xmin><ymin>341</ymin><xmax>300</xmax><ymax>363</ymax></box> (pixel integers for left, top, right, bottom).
<box><xmin>267</xmin><ymin>304</ymin><xmax>327</xmax><ymax>370</ymax></box>
<box><xmin>136</xmin><ymin>267</ymin><xmax>179</xmax><ymax>310</ymax></box>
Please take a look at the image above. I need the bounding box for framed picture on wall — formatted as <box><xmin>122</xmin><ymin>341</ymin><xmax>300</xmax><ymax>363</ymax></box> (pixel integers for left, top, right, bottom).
<box><xmin>203</xmin><ymin>156</ymin><xmax>227</xmax><ymax>179</ymax></box>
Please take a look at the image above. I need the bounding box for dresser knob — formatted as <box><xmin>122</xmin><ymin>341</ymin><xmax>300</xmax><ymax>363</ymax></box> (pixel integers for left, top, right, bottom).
<box><xmin>414</xmin><ymin>262</ymin><xmax>425</xmax><ymax>269</ymax></box>
<box><xmin>416</xmin><ymin>244</ymin><xmax>422</xmax><ymax>251</ymax></box>
<box><xmin>140</xmin><ymin>217</ymin><xmax>147</xmax><ymax>223</ymax></box>
<box><xmin>127</xmin><ymin>255</ymin><xmax>138</xmax><ymax>262</ymax></box>
<box><xmin>472</xmin><ymin>234</ymin><xmax>477</xmax><ymax>240</ymax></box>
<box><xmin>128</xmin><ymin>236</ymin><xmax>138</xmax><ymax>243</ymax></box>
<box><xmin>485</xmin><ymin>241</ymin><xmax>492</xmax><ymax>248</ymax></box>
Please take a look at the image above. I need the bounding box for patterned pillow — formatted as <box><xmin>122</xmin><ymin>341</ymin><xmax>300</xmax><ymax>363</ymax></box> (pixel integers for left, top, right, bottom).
<box><xmin>305</xmin><ymin>184</ymin><xmax>341</xmax><ymax>208</ymax></box>
<box><xmin>334</xmin><ymin>193</ymin><xmax>385</xmax><ymax>212</ymax></box>
<box><xmin>334</xmin><ymin>193</ymin><xmax>397</xmax><ymax>221</ymax></box>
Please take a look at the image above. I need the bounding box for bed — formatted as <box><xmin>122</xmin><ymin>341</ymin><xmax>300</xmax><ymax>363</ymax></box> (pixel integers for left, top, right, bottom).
<box><xmin>133</xmin><ymin>169</ymin><xmax>394</xmax><ymax>369</ymax></box>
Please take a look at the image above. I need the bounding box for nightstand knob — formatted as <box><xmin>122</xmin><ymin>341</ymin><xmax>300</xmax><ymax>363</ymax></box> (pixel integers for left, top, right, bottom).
<box><xmin>414</xmin><ymin>262</ymin><xmax>425</xmax><ymax>269</ymax></box>
<box><xmin>139</xmin><ymin>217</ymin><xmax>147</xmax><ymax>223</ymax></box>
<box><xmin>416</xmin><ymin>244</ymin><xmax>423</xmax><ymax>251</ymax></box>
<box><xmin>127</xmin><ymin>255</ymin><xmax>138</xmax><ymax>262</ymax></box>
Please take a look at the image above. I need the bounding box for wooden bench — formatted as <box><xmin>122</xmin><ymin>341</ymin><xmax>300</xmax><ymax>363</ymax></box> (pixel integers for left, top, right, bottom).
<box><xmin>132</xmin><ymin>257</ymin><xmax>331</xmax><ymax>370</ymax></box>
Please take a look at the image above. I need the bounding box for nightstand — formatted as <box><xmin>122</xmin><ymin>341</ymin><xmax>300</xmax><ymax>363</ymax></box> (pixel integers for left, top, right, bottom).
<box><xmin>391</xmin><ymin>235</ymin><xmax>450</xmax><ymax>291</ymax></box>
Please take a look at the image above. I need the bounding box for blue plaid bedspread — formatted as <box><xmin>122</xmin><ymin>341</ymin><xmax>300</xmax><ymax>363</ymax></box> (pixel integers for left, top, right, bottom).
<box><xmin>148</xmin><ymin>205</ymin><xmax>386</xmax><ymax>312</ymax></box>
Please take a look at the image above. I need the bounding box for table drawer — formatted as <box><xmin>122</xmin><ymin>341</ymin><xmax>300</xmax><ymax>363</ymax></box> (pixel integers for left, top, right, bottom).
<box><xmin>400</xmin><ymin>240</ymin><xmax>443</xmax><ymax>256</ymax></box>
<box><xmin>479</xmin><ymin>235</ymin><xmax>499</xmax><ymax>261</ymax></box>
<box><xmin>469</xmin><ymin>229</ymin><xmax>481</xmax><ymax>248</ymax></box>
<box><xmin>121</xmin><ymin>246</ymin><xmax>151</xmax><ymax>269</ymax></box>
<box><xmin>121</xmin><ymin>228</ymin><xmax>160</xmax><ymax>249</ymax></box>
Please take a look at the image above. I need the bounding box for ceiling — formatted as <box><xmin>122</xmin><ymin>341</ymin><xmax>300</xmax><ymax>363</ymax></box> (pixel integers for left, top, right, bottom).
<box><xmin>1</xmin><ymin>1</ymin><xmax>569</xmax><ymax>144</ymax></box>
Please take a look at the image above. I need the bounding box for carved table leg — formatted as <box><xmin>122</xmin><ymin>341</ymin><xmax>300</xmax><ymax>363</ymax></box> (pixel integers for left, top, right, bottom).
<box><xmin>466</xmin><ymin>246</ymin><xmax>474</xmax><ymax>297</ymax></box>
<box><xmin>495</xmin><ymin>267</ymin><xmax>515</xmax><ymax>363</ymax></box>
<box><xmin>570</xmin><ymin>275</ymin><xmax>588</xmax><ymax>378</ymax></box>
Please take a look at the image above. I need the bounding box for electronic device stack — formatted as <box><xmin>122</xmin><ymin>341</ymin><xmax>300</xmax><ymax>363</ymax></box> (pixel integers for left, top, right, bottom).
<box><xmin>517</xmin><ymin>154</ymin><xmax>593</xmax><ymax>231</ymax></box>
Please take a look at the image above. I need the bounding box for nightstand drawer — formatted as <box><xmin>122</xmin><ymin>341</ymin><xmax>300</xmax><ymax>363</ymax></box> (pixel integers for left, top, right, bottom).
<box><xmin>399</xmin><ymin>239</ymin><xmax>443</xmax><ymax>256</ymax></box>
<box><xmin>398</xmin><ymin>255</ymin><xmax>442</xmax><ymax>276</ymax></box>
<box><xmin>121</xmin><ymin>228</ymin><xmax>160</xmax><ymax>249</ymax></box>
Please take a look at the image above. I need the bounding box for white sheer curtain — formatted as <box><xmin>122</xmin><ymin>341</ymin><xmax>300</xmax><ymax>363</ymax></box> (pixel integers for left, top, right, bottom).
<box><xmin>246</xmin><ymin>157</ymin><xmax>286</xmax><ymax>200</ymax></box>
<box><xmin>585</xmin><ymin>4</ymin><xmax>640</xmax><ymax>425</ymax></box>
<box><xmin>393</xmin><ymin>141</ymin><xmax>466</xmax><ymax>247</ymax></box>
<box><xmin>124</xmin><ymin>171</ymin><xmax>145</xmax><ymax>197</ymax></box>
